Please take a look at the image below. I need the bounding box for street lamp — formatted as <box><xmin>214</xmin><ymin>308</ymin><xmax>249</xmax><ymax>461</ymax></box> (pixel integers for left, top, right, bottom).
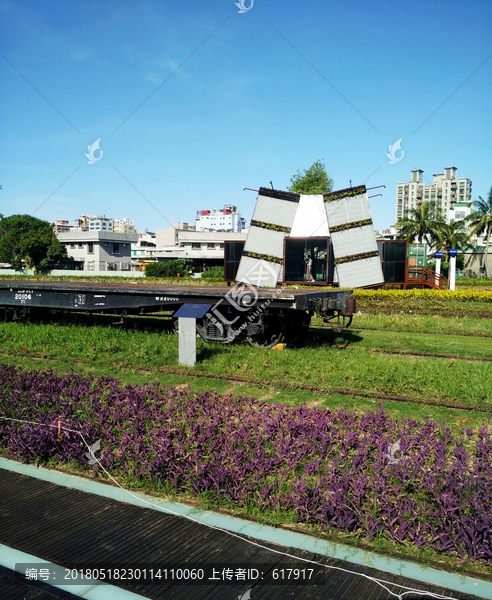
<box><xmin>435</xmin><ymin>251</ymin><xmax>442</xmax><ymax>286</ymax></box>
<box><xmin>449</xmin><ymin>249</ymin><xmax>458</xmax><ymax>291</ymax></box>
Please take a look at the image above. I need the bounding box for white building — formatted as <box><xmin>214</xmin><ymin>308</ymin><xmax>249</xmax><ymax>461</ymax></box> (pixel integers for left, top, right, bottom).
<box><xmin>88</xmin><ymin>215</ymin><xmax>114</xmax><ymax>232</ymax></box>
<box><xmin>113</xmin><ymin>218</ymin><xmax>135</xmax><ymax>234</ymax></box>
<box><xmin>195</xmin><ymin>205</ymin><xmax>246</xmax><ymax>232</ymax></box>
<box><xmin>56</xmin><ymin>230</ymin><xmax>138</xmax><ymax>271</ymax></box>
<box><xmin>131</xmin><ymin>230</ymin><xmax>157</xmax><ymax>262</ymax></box>
<box><xmin>140</xmin><ymin>224</ymin><xmax>248</xmax><ymax>270</ymax></box>
<box><xmin>72</xmin><ymin>215</ymin><xmax>114</xmax><ymax>232</ymax></box>
<box><xmin>396</xmin><ymin>167</ymin><xmax>472</xmax><ymax>224</ymax></box>
<box><xmin>375</xmin><ymin>225</ymin><xmax>398</xmax><ymax>240</ymax></box>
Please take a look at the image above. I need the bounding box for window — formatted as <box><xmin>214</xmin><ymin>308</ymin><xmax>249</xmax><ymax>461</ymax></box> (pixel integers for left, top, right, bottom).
<box><xmin>284</xmin><ymin>237</ymin><xmax>329</xmax><ymax>283</ymax></box>
<box><xmin>70</xmin><ymin>243</ymin><xmax>75</xmax><ymax>248</ymax></box>
<box><xmin>112</xmin><ymin>243</ymin><xmax>120</xmax><ymax>254</ymax></box>
<box><xmin>191</xmin><ymin>243</ymin><xmax>201</xmax><ymax>249</ymax></box>
<box><xmin>207</xmin><ymin>243</ymin><xmax>215</xmax><ymax>249</ymax></box>
<box><xmin>88</xmin><ymin>243</ymin><xmax>94</xmax><ymax>253</ymax></box>
<box><xmin>219</xmin><ymin>243</ymin><xmax>224</xmax><ymax>249</ymax></box>
<box><xmin>78</xmin><ymin>243</ymin><xmax>83</xmax><ymax>248</ymax></box>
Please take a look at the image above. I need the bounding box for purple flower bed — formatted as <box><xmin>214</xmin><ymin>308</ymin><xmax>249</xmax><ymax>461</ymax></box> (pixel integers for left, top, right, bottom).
<box><xmin>1</xmin><ymin>364</ymin><xmax>492</xmax><ymax>563</ymax></box>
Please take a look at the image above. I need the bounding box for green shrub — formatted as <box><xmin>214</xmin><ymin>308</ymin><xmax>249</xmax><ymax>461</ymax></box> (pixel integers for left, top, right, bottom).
<box><xmin>144</xmin><ymin>259</ymin><xmax>193</xmax><ymax>278</ymax></box>
<box><xmin>201</xmin><ymin>266</ymin><xmax>224</xmax><ymax>280</ymax></box>
<box><xmin>353</xmin><ymin>288</ymin><xmax>492</xmax><ymax>302</ymax></box>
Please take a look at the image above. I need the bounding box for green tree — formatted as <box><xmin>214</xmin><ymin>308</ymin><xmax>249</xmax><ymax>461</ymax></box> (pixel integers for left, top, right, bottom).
<box><xmin>432</xmin><ymin>219</ymin><xmax>471</xmax><ymax>260</ymax></box>
<box><xmin>466</xmin><ymin>187</ymin><xmax>492</xmax><ymax>276</ymax></box>
<box><xmin>0</xmin><ymin>214</ymin><xmax>68</xmax><ymax>274</ymax></box>
<box><xmin>287</xmin><ymin>160</ymin><xmax>334</xmax><ymax>195</ymax></box>
<box><xmin>427</xmin><ymin>255</ymin><xmax>465</xmax><ymax>278</ymax></box>
<box><xmin>397</xmin><ymin>201</ymin><xmax>440</xmax><ymax>245</ymax></box>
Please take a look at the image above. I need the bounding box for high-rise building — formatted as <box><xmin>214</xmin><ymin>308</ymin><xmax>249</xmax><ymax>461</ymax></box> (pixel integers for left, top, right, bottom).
<box><xmin>195</xmin><ymin>205</ymin><xmax>246</xmax><ymax>232</ymax></box>
<box><xmin>396</xmin><ymin>167</ymin><xmax>472</xmax><ymax>224</ymax></box>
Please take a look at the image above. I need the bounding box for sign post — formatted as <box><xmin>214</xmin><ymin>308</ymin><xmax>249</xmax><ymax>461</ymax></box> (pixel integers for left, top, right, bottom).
<box><xmin>435</xmin><ymin>251</ymin><xmax>442</xmax><ymax>286</ymax></box>
<box><xmin>173</xmin><ymin>303</ymin><xmax>212</xmax><ymax>367</ymax></box>
<box><xmin>449</xmin><ymin>249</ymin><xmax>457</xmax><ymax>291</ymax></box>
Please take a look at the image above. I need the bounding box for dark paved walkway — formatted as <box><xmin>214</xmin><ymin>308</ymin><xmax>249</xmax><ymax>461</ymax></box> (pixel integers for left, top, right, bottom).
<box><xmin>0</xmin><ymin>564</ymin><xmax>83</xmax><ymax>599</ymax></box>
<box><xmin>0</xmin><ymin>468</ymin><xmax>485</xmax><ymax>600</ymax></box>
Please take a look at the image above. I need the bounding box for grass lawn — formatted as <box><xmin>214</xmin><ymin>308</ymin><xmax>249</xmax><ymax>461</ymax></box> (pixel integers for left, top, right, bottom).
<box><xmin>322</xmin><ymin>311</ymin><xmax>492</xmax><ymax>336</ymax></box>
<box><xmin>1</xmin><ymin>311</ymin><xmax>491</xmax><ymax>417</ymax></box>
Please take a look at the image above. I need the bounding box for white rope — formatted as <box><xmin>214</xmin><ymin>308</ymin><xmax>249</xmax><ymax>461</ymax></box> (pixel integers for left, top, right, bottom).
<box><xmin>0</xmin><ymin>416</ymin><xmax>459</xmax><ymax>599</ymax></box>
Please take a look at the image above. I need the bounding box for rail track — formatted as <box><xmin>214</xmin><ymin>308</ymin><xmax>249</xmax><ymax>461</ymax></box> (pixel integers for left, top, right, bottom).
<box><xmin>313</xmin><ymin>323</ymin><xmax>492</xmax><ymax>338</ymax></box>
<box><xmin>367</xmin><ymin>347</ymin><xmax>492</xmax><ymax>362</ymax></box>
<box><xmin>152</xmin><ymin>367</ymin><xmax>492</xmax><ymax>414</ymax></box>
<box><xmin>357</xmin><ymin>309</ymin><xmax>492</xmax><ymax>318</ymax></box>
<box><xmin>1</xmin><ymin>346</ymin><xmax>489</xmax><ymax>413</ymax></box>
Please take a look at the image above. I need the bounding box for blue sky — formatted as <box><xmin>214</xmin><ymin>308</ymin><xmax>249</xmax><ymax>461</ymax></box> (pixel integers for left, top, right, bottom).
<box><xmin>1</xmin><ymin>0</ymin><xmax>491</xmax><ymax>232</ymax></box>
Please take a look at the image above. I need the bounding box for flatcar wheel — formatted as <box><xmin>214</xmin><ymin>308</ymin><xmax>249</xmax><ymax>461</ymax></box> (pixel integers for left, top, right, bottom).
<box><xmin>323</xmin><ymin>314</ymin><xmax>353</xmax><ymax>332</ymax></box>
<box><xmin>246</xmin><ymin>315</ymin><xmax>286</xmax><ymax>349</ymax></box>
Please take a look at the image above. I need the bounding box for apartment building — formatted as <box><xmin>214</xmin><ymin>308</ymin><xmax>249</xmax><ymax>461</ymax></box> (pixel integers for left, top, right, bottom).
<box><xmin>113</xmin><ymin>218</ymin><xmax>136</xmax><ymax>234</ymax></box>
<box><xmin>195</xmin><ymin>205</ymin><xmax>246</xmax><ymax>232</ymax></box>
<box><xmin>53</xmin><ymin>220</ymin><xmax>71</xmax><ymax>233</ymax></box>
<box><xmin>396</xmin><ymin>167</ymin><xmax>472</xmax><ymax>224</ymax></box>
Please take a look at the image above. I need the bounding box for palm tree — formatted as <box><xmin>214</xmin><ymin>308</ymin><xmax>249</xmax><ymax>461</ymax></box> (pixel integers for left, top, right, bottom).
<box><xmin>397</xmin><ymin>201</ymin><xmax>439</xmax><ymax>244</ymax></box>
<box><xmin>466</xmin><ymin>187</ymin><xmax>492</xmax><ymax>276</ymax></box>
<box><xmin>432</xmin><ymin>219</ymin><xmax>471</xmax><ymax>260</ymax></box>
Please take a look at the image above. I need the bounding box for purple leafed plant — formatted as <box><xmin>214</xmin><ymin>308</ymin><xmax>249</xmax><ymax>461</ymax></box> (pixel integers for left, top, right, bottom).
<box><xmin>1</xmin><ymin>364</ymin><xmax>491</xmax><ymax>564</ymax></box>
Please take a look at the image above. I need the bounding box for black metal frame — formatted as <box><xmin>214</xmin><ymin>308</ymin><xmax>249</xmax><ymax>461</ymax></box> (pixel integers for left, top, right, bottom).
<box><xmin>377</xmin><ymin>240</ymin><xmax>408</xmax><ymax>284</ymax></box>
<box><xmin>223</xmin><ymin>240</ymin><xmax>245</xmax><ymax>283</ymax></box>
<box><xmin>282</xmin><ymin>236</ymin><xmax>331</xmax><ymax>286</ymax></box>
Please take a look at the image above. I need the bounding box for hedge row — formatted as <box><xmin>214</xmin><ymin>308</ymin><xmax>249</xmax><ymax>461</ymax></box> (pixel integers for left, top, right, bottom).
<box><xmin>352</xmin><ymin>289</ymin><xmax>492</xmax><ymax>303</ymax></box>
